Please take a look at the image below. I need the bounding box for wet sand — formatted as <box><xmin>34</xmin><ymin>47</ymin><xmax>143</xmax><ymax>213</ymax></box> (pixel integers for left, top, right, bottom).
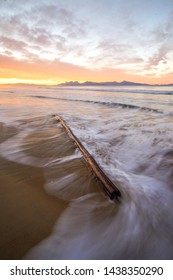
<box><xmin>1</xmin><ymin>86</ymin><xmax>173</xmax><ymax>260</ymax></box>
<box><xmin>0</xmin><ymin>119</ymin><xmax>70</xmax><ymax>259</ymax></box>
<box><xmin>0</xmin><ymin>155</ymin><xmax>68</xmax><ymax>259</ymax></box>
<box><xmin>0</xmin><ymin>116</ymin><xmax>102</xmax><ymax>259</ymax></box>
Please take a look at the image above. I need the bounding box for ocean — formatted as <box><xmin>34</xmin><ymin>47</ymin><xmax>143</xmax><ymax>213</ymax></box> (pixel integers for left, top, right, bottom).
<box><xmin>0</xmin><ymin>84</ymin><xmax>173</xmax><ymax>259</ymax></box>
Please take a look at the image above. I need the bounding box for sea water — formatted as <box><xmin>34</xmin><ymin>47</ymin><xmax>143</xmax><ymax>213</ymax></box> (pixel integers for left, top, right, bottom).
<box><xmin>0</xmin><ymin>84</ymin><xmax>173</xmax><ymax>259</ymax></box>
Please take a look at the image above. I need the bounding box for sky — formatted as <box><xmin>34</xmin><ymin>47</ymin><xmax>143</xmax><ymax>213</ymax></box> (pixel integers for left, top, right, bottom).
<box><xmin>0</xmin><ymin>0</ymin><xmax>173</xmax><ymax>85</ymax></box>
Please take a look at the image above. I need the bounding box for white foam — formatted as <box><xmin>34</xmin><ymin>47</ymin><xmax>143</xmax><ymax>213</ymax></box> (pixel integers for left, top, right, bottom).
<box><xmin>25</xmin><ymin>186</ymin><xmax>173</xmax><ymax>259</ymax></box>
<box><xmin>1</xmin><ymin>85</ymin><xmax>173</xmax><ymax>259</ymax></box>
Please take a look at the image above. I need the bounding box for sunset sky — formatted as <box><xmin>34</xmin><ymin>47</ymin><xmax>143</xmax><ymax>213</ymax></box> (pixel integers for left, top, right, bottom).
<box><xmin>0</xmin><ymin>0</ymin><xmax>173</xmax><ymax>85</ymax></box>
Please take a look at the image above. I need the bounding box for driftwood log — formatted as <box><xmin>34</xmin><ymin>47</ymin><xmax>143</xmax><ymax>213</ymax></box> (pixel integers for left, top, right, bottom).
<box><xmin>54</xmin><ymin>114</ymin><xmax>121</xmax><ymax>201</ymax></box>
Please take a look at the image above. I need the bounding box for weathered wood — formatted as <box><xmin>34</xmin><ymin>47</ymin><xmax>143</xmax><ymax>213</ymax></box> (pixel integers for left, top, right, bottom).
<box><xmin>54</xmin><ymin>114</ymin><xmax>121</xmax><ymax>201</ymax></box>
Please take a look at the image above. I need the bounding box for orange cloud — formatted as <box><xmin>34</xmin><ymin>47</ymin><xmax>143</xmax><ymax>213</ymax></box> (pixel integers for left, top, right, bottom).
<box><xmin>0</xmin><ymin>54</ymin><xmax>121</xmax><ymax>84</ymax></box>
<box><xmin>0</xmin><ymin>54</ymin><xmax>173</xmax><ymax>85</ymax></box>
<box><xmin>1</xmin><ymin>1</ymin><xmax>173</xmax><ymax>85</ymax></box>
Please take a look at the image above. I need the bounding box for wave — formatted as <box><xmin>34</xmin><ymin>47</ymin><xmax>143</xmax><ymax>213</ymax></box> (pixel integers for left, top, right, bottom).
<box><xmin>31</xmin><ymin>95</ymin><xmax>173</xmax><ymax>116</ymax></box>
<box><xmin>54</xmin><ymin>86</ymin><xmax>173</xmax><ymax>95</ymax></box>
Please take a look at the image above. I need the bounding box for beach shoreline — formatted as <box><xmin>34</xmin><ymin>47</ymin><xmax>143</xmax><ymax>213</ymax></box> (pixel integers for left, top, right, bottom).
<box><xmin>1</xmin><ymin>85</ymin><xmax>173</xmax><ymax>260</ymax></box>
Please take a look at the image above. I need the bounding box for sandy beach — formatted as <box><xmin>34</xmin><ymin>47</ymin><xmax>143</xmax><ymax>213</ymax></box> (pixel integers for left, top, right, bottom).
<box><xmin>0</xmin><ymin>119</ymin><xmax>70</xmax><ymax>259</ymax></box>
<box><xmin>0</xmin><ymin>115</ymin><xmax>101</xmax><ymax>259</ymax></box>
<box><xmin>0</xmin><ymin>155</ymin><xmax>68</xmax><ymax>260</ymax></box>
<box><xmin>1</xmin><ymin>85</ymin><xmax>173</xmax><ymax>260</ymax></box>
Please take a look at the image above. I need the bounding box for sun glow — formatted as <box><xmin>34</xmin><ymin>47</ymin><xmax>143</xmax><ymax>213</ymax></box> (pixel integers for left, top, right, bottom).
<box><xmin>0</xmin><ymin>0</ymin><xmax>173</xmax><ymax>85</ymax></box>
<box><xmin>0</xmin><ymin>78</ymin><xmax>64</xmax><ymax>86</ymax></box>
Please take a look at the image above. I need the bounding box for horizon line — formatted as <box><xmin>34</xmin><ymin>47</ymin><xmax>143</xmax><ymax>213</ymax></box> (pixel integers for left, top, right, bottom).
<box><xmin>0</xmin><ymin>80</ymin><xmax>173</xmax><ymax>86</ymax></box>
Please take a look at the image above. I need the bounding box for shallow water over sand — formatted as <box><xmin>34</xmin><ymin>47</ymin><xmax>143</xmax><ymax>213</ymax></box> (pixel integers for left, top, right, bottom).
<box><xmin>0</xmin><ymin>84</ymin><xmax>173</xmax><ymax>259</ymax></box>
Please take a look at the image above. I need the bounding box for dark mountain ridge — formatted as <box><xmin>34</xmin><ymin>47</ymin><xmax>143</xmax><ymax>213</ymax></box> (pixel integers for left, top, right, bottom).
<box><xmin>58</xmin><ymin>80</ymin><xmax>173</xmax><ymax>86</ymax></box>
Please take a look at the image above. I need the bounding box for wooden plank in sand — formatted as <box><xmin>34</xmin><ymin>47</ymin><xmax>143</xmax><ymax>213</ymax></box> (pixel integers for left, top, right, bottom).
<box><xmin>54</xmin><ymin>114</ymin><xmax>121</xmax><ymax>201</ymax></box>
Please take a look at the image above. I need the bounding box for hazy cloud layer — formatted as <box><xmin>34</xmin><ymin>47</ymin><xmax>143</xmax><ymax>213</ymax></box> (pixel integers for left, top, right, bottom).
<box><xmin>0</xmin><ymin>0</ymin><xmax>173</xmax><ymax>83</ymax></box>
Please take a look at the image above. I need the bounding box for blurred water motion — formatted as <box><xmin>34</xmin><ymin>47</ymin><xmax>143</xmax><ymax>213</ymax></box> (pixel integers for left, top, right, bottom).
<box><xmin>0</xmin><ymin>84</ymin><xmax>173</xmax><ymax>259</ymax></box>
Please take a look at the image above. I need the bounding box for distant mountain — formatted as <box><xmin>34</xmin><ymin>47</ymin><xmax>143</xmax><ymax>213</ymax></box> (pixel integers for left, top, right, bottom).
<box><xmin>82</xmin><ymin>81</ymin><xmax>119</xmax><ymax>86</ymax></box>
<box><xmin>58</xmin><ymin>80</ymin><xmax>173</xmax><ymax>87</ymax></box>
<box><xmin>58</xmin><ymin>81</ymin><xmax>119</xmax><ymax>86</ymax></box>
<box><xmin>58</xmin><ymin>81</ymin><xmax>81</xmax><ymax>86</ymax></box>
<box><xmin>119</xmin><ymin>80</ymin><xmax>149</xmax><ymax>86</ymax></box>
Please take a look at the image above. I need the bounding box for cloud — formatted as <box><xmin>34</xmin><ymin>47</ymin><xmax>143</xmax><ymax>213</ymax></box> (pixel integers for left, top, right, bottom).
<box><xmin>147</xmin><ymin>46</ymin><xmax>169</xmax><ymax>67</ymax></box>
<box><xmin>0</xmin><ymin>3</ymin><xmax>90</xmax><ymax>64</ymax></box>
<box><xmin>37</xmin><ymin>5</ymin><xmax>74</xmax><ymax>27</ymax></box>
<box><xmin>0</xmin><ymin>53</ymin><xmax>92</xmax><ymax>80</ymax></box>
<box><xmin>144</xmin><ymin>10</ymin><xmax>173</xmax><ymax>75</ymax></box>
<box><xmin>0</xmin><ymin>1</ymin><xmax>141</xmax><ymax>71</ymax></box>
<box><xmin>0</xmin><ymin>52</ymin><xmax>141</xmax><ymax>83</ymax></box>
<box><xmin>0</xmin><ymin>0</ymin><xmax>173</xmax><ymax>83</ymax></box>
<box><xmin>0</xmin><ymin>36</ymin><xmax>27</xmax><ymax>51</ymax></box>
